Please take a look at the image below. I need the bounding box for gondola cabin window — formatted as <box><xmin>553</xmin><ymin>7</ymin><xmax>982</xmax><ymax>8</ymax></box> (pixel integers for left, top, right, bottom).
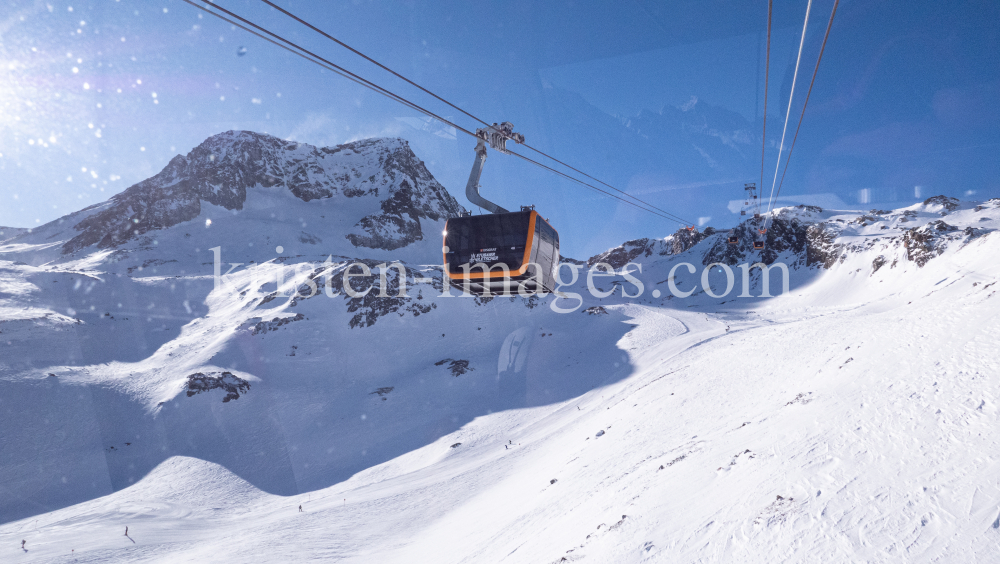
<box><xmin>445</xmin><ymin>211</ymin><xmax>533</xmax><ymax>274</ymax></box>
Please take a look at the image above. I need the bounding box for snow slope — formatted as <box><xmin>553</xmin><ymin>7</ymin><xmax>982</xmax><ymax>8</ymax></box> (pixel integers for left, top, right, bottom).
<box><xmin>0</xmin><ymin>227</ymin><xmax>29</xmax><ymax>243</ymax></box>
<box><xmin>1</xmin><ymin>131</ymin><xmax>999</xmax><ymax>562</ymax></box>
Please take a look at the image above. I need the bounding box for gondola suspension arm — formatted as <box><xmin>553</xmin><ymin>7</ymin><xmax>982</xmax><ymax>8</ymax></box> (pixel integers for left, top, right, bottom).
<box><xmin>464</xmin><ymin>122</ymin><xmax>524</xmax><ymax>214</ymax></box>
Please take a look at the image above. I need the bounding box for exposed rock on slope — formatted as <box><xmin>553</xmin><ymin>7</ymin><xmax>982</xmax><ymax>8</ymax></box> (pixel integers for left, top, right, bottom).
<box><xmin>603</xmin><ymin>200</ymin><xmax>995</xmax><ymax>274</ymax></box>
<box><xmin>702</xmin><ymin>214</ymin><xmax>815</xmax><ymax>267</ymax></box>
<box><xmin>588</xmin><ymin>227</ymin><xmax>715</xmax><ymax>268</ymax></box>
<box><xmin>588</xmin><ymin>238</ymin><xmax>664</xmax><ymax>268</ymax></box>
<box><xmin>920</xmin><ymin>195</ymin><xmax>960</xmax><ymax>213</ymax></box>
<box><xmin>185</xmin><ymin>372</ymin><xmax>252</xmax><ymax>403</ymax></box>
<box><xmin>902</xmin><ymin>220</ymin><xmax>961</xmax><ymax>267</ymax></box>
<box><xmin>346</xmin><ymin>178</ymin><xmax>441</xmax><ymax>251</ymax></box>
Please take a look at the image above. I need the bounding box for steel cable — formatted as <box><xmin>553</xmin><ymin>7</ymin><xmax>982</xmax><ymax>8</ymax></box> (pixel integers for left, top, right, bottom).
<box><xmin>188</xmin><ymin>0</ymin><xmax>688</xmax><ymax>222</ymax></box>
<box><xmin>255</xmin><ymin>0</ymin><xmax>695</xmax><ymax>226</ymax></box>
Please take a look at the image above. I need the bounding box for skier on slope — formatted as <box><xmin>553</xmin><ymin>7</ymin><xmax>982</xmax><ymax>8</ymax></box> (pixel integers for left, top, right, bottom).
<box><xmin>125</xmin><ymin>526</ymin><xmax>129</xmax><ymax>536</ymax></box>
<box><xmin>21</xmin><ymin>540</ymin><xmax>25</xmax><ymax>550</ymax></box>
<box><xmin>299</xmin><ymin>505</ymin><xmax>303</xmax><ymax>512</ymax></box>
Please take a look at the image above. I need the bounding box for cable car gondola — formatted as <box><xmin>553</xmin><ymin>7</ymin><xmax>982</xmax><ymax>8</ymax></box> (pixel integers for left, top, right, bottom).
<box><xmin>753</xmin><ymin>240</ymin><xmax>764</xmax><ymax>250</ymax></box>
<box><xmin>444</xmin><ymin>123</ymin><xmax>560</xmax><ymax>295</ymax></box>
<box><xmin>444</xmin><ymin>207</ymin><xmax>559</xmax><ymax>295</ymax></box>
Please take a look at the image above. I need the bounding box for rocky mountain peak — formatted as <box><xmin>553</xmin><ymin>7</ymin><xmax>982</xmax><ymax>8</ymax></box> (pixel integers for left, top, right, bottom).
<box><xmin>60</xmin><ymin>131</ymin><xmax>464</xmax><ymax>255</ymax></box>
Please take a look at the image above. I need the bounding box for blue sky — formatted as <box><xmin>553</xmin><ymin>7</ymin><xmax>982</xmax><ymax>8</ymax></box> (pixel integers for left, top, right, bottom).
<box><xmin>1</xmin><ymin>0</ymin><xmax>998</xmax><ymax>259</ymax></box>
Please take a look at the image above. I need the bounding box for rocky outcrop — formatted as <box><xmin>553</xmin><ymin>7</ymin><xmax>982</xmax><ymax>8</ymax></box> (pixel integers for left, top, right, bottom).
<box><xmin>669</xmin><ymin>227</ymin><xmax>714</xmax><ymax>255</ymax></box>
<box><xmin>247</xmin><ymin>313</ymin><xmax>306</xmax><ymax>335</ymax></box>
<box><xmin>871</xmin><ymin>255</ymin><xmax>887</xmax><ymax>274</ymax></box>
<box><xmin>343</xmin><ymin>262</ymin><xmax>436</xmax><ymax>329</ymax></box>
<box><xmin>921</xmin><ymin>195</ymin><xmax>960</xmax><ymax>213</ymax></box>
<box><xmin>435</xmin><ymin>359</ymin><xmax>473</xmax><ymax>376</ymax></box>
<box><xmin>902</xmin><ymin>220</ymin><xmax>960</xmax><ymax>267</ymax></box>
<box><xmin>282</xmin><ymin>260</ymin><xmax>439</xmax><ymax>329</ymax></box>
<box><xmin>588</xmin><ymin>238</ymin><xmax>664</xmax><ymax>268</ymax></box>
<box><xmin>346</xmin><ymin>180</ymin><xmax>435</xmax><ymax>251</ymax></box>
<box><xmin>803</xmin><ymin>223</ymin><xmax>843</xmax><ymax>269</ymax></box>
<box><xmin>185</xmin><ymin>371</ymin><xmax>251</xmax><ymax>402</ymax></box>
<box><xmin>587</xmin><ymin>227</ymin><xmax>713</xmax><ymax>268</ymax></box>
<box><xmin>702</xmin><ymin>216</ymin><xmax>814</xmax><ymax>267</ymax></box>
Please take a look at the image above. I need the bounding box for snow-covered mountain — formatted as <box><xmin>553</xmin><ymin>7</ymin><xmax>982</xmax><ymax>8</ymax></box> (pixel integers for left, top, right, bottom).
<box><xmin>4</xmin><ymin>130</ymin><xmax>463</xmax><ymax>269</ymax></box>
<box><xmin>2</xmin><ymin>132</ymin><xmax>999</xmax><ymax>563</ymax></box>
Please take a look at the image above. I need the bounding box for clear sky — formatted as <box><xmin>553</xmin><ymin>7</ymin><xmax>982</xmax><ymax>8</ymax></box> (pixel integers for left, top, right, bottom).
<box><xmin>1</xmin><ymin>0</ymin><xmax>998</xmax><ymax>259</ymax></box>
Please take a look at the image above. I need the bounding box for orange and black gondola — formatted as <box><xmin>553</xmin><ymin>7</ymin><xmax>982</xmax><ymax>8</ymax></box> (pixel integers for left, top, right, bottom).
<box><xmin>444</xmin><ymin>122</ymin><xmax>562</xmax><ymax>295</ymax></box>
<box><xmin>444</xmin><ymin>209</ymin><xmax>559</xmax><ymax>295</ymax></box>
